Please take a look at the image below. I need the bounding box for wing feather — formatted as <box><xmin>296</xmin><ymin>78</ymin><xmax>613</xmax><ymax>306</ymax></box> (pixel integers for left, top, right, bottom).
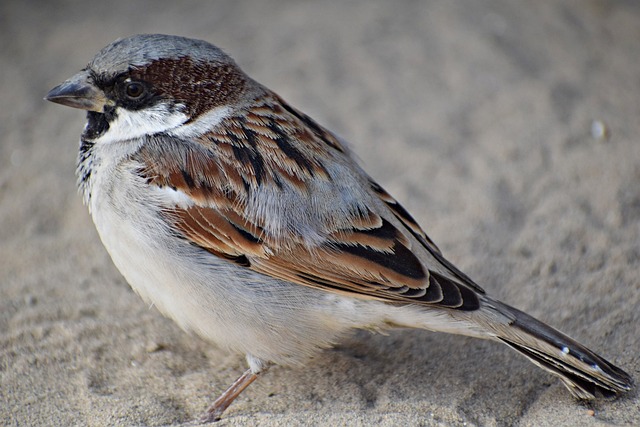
<box><xmin>136</xmin><ymin>91</ymin><xmax>482</xmax><ymax>311</ymax></box>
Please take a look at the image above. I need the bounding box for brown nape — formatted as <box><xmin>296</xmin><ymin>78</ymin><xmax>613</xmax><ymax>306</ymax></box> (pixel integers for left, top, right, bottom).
<box><xmin>129</xmin><ymin>57</ymin><xmax>246</xmax><ymax>119</ymax></box>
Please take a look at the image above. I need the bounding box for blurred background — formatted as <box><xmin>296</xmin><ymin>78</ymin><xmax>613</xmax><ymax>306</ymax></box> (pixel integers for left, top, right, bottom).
<box><xmin>1</xmin><ymin>1</ymin><xmax>639</xmax><ymax>425</ymax></box>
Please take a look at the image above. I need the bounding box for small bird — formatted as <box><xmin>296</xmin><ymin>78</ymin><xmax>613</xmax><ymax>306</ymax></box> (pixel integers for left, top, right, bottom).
<box><xmin>46</xmin><ymin>34</ymin><xmax>632</xmax><ymax>422</ymax></box>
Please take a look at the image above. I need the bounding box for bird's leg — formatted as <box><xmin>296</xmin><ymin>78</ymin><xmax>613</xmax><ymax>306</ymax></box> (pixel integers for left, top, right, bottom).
<box><xmin>201</xmin><ymin>369</ymin><xmax>259</xmax><ymax>423</ymax></box>
<box><xmin>201</xmin><ymin>357</ymin><xmax>268</xmax><ymax>423</ymax></box>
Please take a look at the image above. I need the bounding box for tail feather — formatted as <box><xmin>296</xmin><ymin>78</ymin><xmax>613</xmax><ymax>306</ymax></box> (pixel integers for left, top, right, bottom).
<box><xmin>488</xmin><ymin>300</ymin><xmax>633</xmax><ymax>399</ymax></box>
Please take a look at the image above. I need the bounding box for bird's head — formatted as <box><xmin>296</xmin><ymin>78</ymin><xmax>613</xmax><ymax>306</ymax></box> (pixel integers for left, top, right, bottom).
<box><xmin>46</xmin><ymin>34</ymin><xmax>248</xmax><ymax>143</ymax></box>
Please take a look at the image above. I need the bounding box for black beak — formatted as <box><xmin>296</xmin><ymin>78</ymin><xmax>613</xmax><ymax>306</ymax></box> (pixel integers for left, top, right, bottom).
<box><xmin>45</xmin><ymin>70</ymin><xmax>108</xmax><ymax>112</ymax></box>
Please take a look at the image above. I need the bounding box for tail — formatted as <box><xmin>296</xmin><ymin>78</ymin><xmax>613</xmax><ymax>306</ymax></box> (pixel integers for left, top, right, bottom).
<box><xmin>485</xmin><ymin>299</ymin><xmax>633</xmax><ymax>399</ymax></box>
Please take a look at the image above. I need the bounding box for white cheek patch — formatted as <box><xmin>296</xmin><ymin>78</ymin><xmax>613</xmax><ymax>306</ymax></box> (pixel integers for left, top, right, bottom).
<box><xmin>94</xmin><ymin>104</ymin><xmax>232</xmax><ymax>144</ymax></box>
<box><xmin>95</xmin><ymin>104</ymin><xmax>188</xmax><ymax>144</ymax></box>
<box><xmin>168</xmin><ymin>106</ymin><xmax>231</xmax><ymax>138</ymax></box>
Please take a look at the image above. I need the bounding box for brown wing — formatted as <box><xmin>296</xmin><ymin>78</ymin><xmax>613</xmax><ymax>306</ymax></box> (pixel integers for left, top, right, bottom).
<box><xmin>136</xmin><ymin>92</ymin><xmax>482</xmax><ymax>311</ymax></box>
<box><xmin>368</xmin><ymin>180</ymin><xmax>485</xmax><ymax>295</ymax></box>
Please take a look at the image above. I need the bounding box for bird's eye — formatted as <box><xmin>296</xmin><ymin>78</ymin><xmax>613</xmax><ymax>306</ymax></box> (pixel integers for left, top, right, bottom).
<box><xmin>124</xmin><ymin>81</ymin><xmax>145</xmax><ymax>99</ymax></box>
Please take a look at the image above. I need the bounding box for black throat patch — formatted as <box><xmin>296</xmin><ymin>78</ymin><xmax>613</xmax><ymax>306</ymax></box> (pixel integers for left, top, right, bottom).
<box><xmin>83</xmin><ymin>107</ymin><xmax>116</xmax><ymax>141</ymax></box>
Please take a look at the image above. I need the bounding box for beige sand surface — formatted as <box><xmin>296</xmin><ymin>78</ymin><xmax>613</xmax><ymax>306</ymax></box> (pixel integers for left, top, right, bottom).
<box><xmin>1</xmin><ymin>1</ymin><xmax>639</xmax><ymax>425</ymax></box>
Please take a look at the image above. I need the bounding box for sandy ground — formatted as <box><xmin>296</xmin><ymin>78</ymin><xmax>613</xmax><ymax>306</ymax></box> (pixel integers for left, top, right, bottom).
<box><xmin>1</xmin><ymin>1</ymin><xmax>639</xmax><ymax>426</ymax></box>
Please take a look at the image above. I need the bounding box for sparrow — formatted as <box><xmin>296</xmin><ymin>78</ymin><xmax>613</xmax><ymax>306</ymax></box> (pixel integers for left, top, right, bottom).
<box><xmin>45</xmin><ymin>34</ymin><xmax>632</xmax><ymax>422</ymax></box>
